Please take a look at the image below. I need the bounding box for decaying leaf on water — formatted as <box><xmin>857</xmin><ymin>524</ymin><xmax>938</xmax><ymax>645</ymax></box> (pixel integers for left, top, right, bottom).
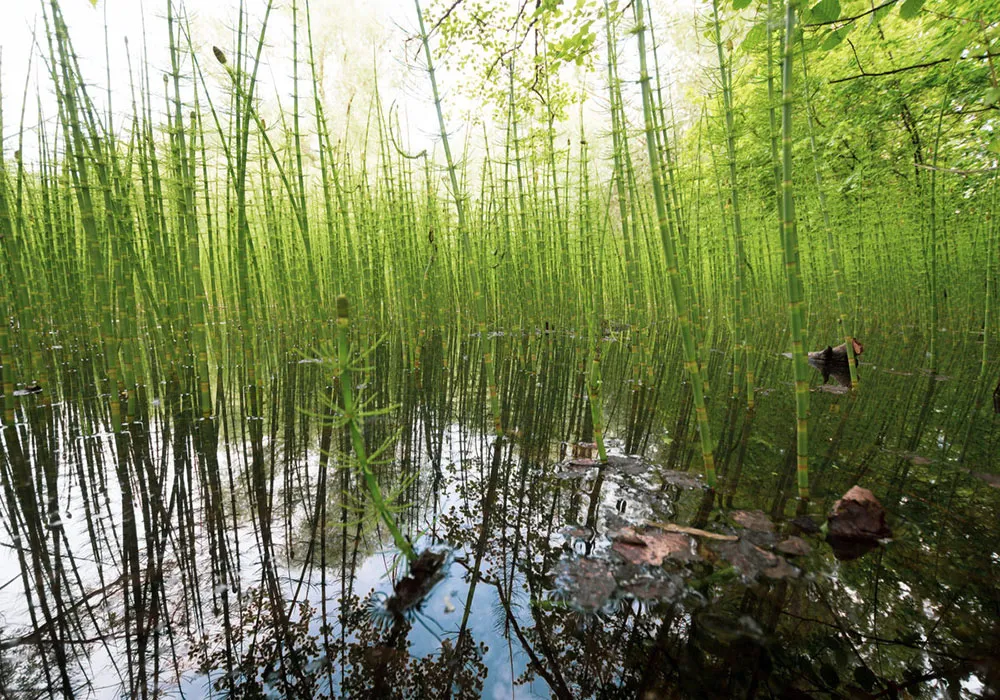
<box><xmin>612</xmin><ymin>526</ymin><xmax>697</xmax><ymax>565</ymax></box>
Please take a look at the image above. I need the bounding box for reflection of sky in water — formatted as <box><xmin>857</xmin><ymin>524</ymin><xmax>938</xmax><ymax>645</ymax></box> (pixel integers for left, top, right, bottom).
<box><xmin>160</xmin><ymin>422</ymin><xmax>548</xmax><ymax>698</ymax></box>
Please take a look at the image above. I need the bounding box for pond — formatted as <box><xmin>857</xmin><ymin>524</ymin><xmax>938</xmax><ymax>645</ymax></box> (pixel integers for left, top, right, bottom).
<box><xmin>1</xmin><ymin>321</ymin><xmax>997</xmax><ymax>698</ymax></box>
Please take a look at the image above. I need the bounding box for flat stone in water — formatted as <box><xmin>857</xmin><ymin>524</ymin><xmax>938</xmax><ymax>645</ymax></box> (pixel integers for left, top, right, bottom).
<box><xmin>790</xmin><ymin>515</ymin><xmax>822</xmax><ymax>534</ymax></box>
<box><xmin>827</xmin><ymin>486</ymin><xmax>891</xmax><ymax>541</ymax></box>
<box><xmin>553</xmin><ymin>558</ymin><xmax>617</xmax><ymax>612</ymax></box>
<box><xmin>761</xmin><ymin>556</ymin><xmax>800</xmax><ymax>580</ymax></box>
<box><xmin>659</xmin><ymin>470</ymin><xmax>705</xmax><ymax>490</ymax></box>
<box><xmin>731</xmin><ymin>509</ymin><xmax>775</xmax><ymax>532</ymax></box>
<box><xmin>615</xmin><ymin>564</ymin><xmax>684</xmax><ymax>603</ymax></box>
<box><xmin>776</xmin><ymin>536</ymin><xmax>811</xmax><ymax>557</ymax></box>
<box><xmin>713</xmin><ymin>538</ymin><xmax>797</xmax><ymax>581</ymax></box>
<box><xmin>607</xmin><ymin>454</ymin><xmax>647</xmax><ymax>475</ymax></box>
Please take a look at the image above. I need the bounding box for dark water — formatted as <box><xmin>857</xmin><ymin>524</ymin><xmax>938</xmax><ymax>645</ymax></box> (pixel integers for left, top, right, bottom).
<box><xmin>1</xmin><ymin>323</ymin><xmax>998</xmax><ymax>698</ymax></box>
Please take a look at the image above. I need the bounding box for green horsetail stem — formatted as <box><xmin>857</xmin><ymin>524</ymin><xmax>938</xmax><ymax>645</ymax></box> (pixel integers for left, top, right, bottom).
<box><xmin>928</xmin><ymin>65</ymin><xmax>955</xmax><ymax>377</ymax></box>
<box><xmin>335</xmin><ymin>295</ymin><xmax>416</xmax><ymax>562</ymax></box>
<box><xmin>167</xmin><ymin>0</ymin><xmax>212</xmax><ymax>417</ymax></box>
<box><xmin>414</xmin><ymin>0</ymin><xmax>502</xmax><ymax>438</ymax></box>
<box><xmin>711</xmin><ymin>0</ymin><xmax>753</xmax><ymax>407</ymax></box>
<box><xmin>800</xmin><ymin>43</ymin><xmax>858</xmax><ymax>388</ymax></box>
<box><xmin>780</xmin><ymin>0</ymin><xmax>810</xmax><ymax>500</ymax></box>
<box><xmin>634</xmin><ymin>0</ymin><xmax>716</xmax><ymax>488</ymax></box>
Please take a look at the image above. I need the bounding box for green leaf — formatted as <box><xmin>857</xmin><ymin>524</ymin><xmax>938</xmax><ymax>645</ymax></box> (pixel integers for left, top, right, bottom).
<box><xmin>899</xmin><ymin>0</ymin><xmax>924</xmax><ymax>19</ymax></box>
<box><xmin>820</xmin><ymin>25</ymin><xmax>852</xmax><ymax>50</ymax></box>
<box><xmin>741</xmin><ymin>23</ymin><xmax>767</xmax><ymax>51</ymax></box>
<box><xmin>733</xmin><ymin>0</ymin><xmax>753</xmax><ymax>10</ymax></box>
<box><xmin>87</xmin><ymin>0</ymin><xmax>98</xmax><ymax>5</ymax></box>
<box><xmin>810</xmin><ymin>0</ymin><xmax>840</xmax><ymax>23</ymax></box>
<box><xmin>870</xmin><ymin>1</ymin><xmax>893</xmax><ymax>24</ymax></box>
<box><xmin>942</xmin><ymin>27</ymin><xmax>974</xmax><ymax>60</ymax></box>
<box><xmin>986</xmin><ymin>88</ymin><xmax>1000</xmax><ymax>106</ymax></box>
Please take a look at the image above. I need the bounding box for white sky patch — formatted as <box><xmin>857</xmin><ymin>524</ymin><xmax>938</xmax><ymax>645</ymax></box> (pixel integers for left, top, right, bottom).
<box><xmin>2</xmin><ymin>0</ymin><xmax>706</xmax><ymax>169</ymax></box>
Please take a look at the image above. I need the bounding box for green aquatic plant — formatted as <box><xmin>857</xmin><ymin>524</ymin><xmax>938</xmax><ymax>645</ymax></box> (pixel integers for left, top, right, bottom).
<box><xmin>779</xmin><ymin>0</ymin><xmax>809</xmax><ymax>500</ymax></box>
<box><xmin>331</xmin><ymin>294</ymin><xmax>416</xmax><ymax>563</ymax></box>
<box><xmin>634</xmin><ymin>0</ymin><xmax>716</xmax><ymax>488</ymax></box>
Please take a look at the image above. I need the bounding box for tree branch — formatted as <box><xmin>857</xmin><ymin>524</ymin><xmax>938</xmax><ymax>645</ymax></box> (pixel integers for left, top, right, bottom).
<box><xmin>830</xmin><ymin>57</ymin><xmax>951</xmax><ymax>83</ymax></box>
<box><xmin>804</xmin><ymin>0</ymin><xmax>899</xmax><ymax>27</ymax></box>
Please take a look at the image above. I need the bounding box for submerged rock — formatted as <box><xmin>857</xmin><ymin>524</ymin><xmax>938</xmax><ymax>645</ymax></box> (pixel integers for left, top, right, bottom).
<box><xmin>826</xmin><ymin>485</ymin><xmax>892</xmax><ymax>561</ymax></box>
<box><xmin>553</xmin><ymin>558</ymin><xmax>617</xmax><ymax>612</ymax></box>
<box><xmin>776</xmin><ymin>536</ymin><xmax>811</xmax><ymax>557</ymax></box>
<box><xmin>731</xmin><ymin>509</ymin><xmax>775</xmax><ymax>533</ymax></box>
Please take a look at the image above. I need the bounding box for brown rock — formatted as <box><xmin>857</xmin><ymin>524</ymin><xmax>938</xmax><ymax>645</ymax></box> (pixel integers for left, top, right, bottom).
<box><xmin>827</xmin><ymin>485</ymin><xmax>892</xmax><ymax>541</ymax></box>
<box><xmin>776</xmin><ymin>536</ymin><xmax>811</xmax><ymax>557</ymax></box>
<box><xmin>731</xmin><ymin>509</ymin><xmax>775</xmax><ymax>533</ymax></box>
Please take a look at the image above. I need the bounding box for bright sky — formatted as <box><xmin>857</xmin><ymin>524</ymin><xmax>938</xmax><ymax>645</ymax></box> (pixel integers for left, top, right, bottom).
<box><xmin>1</xmin><ymin>0</ymin><xmax>705</xmax><ymax>166</ymax></box>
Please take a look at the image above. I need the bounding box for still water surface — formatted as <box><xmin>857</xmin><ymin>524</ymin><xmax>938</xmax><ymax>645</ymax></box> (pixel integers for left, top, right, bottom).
<box><xmin>1</xmin><ymin>323</ymin><xmax>997</xmax><ymax>698</ymax></box>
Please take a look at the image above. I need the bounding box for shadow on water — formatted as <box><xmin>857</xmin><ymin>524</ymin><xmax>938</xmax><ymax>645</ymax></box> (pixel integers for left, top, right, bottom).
<box><xmin>1</xmin><ymin>325</ymin><xmax>999</xmax><ymax>698</ymax></box>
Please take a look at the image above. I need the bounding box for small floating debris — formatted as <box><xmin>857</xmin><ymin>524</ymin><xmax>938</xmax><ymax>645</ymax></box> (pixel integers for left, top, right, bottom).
<box><xmin>648</xmin><ymin>521</ymin><xmax>737</xmax><ymax>542</ymax></box>
<box><xmin>957</xmin><ymin>466</ymin><xmax>1000</xmax><ymax>489</ymax></box>
<box><xmin>13</xmin><ymin>383</ymin><xmax>43</xmax><ymax>396</ymax></box>
<box><xmin>816</xmin><ymin>383</ymin><xmax>850</xmax><ymax>395</ymax></box>
<box><xmin>385</xmin><ymin>547</ymin><xmax>449</xmax><ymax>618</ymax></box>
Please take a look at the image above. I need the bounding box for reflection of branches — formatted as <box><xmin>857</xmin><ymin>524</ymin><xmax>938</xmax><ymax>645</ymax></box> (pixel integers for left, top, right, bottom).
<box><xmin>491</xmin><ymin>579</ymin><xmax>574</xmax><ymax>699</ymax></box>
<box><xmin>782</xmin><ymin>607</ymin><xmax>977</xmax><ymax>663</ymax></box>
